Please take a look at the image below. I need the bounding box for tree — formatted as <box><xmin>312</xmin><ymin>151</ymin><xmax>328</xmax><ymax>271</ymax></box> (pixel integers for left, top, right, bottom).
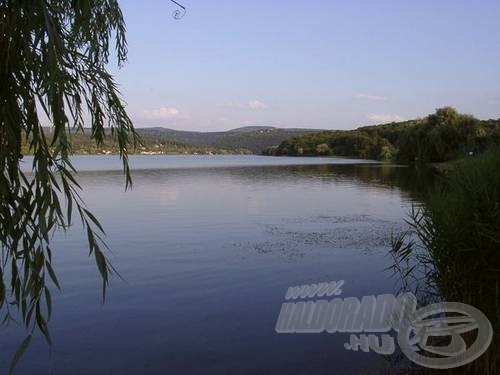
<box><xmin>315</xmin><ymin>143</ymin><xmax>331</xmax><ymax>155</ymax></box>
<box><xmin>0</xmin><ymin>0</ymin><xmax>188</xmax><ymax>371</ymax></box>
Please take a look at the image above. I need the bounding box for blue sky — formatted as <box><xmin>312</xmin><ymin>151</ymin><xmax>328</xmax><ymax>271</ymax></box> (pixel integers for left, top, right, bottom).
<box><xmin>112</xmin><ymin>0</ymin><xmax>500</xmax><ymax>131</ymax></box>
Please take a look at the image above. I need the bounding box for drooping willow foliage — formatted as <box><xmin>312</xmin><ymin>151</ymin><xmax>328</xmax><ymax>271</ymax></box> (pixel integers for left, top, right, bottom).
<box><xmin>0</xmin><ymin>0</ymin><xmax>152</xmax><ymax>370</ymax></box>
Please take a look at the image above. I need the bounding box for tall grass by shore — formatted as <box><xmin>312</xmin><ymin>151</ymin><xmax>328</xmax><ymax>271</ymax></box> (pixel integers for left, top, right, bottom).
<box><xmin>391</xmin><ymin>146</ymin><xmax>500</xmax><ymax>374</ymax></box>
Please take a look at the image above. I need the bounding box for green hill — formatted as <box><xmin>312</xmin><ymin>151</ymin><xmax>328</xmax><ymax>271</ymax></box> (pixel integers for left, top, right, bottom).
<box><xmin>265</xmin><ymin>108</ymin><xmax>500</xmax><ymax>163</ymax></box>
<box><xmin>25</xmin><ymin>126</ymin><xmax>320</xmax><ymax>155</ymax></box>
<box><xmin>135</xmin><ymin>126</ymin><xmax>320</xmax><ymax>154</ymax></box>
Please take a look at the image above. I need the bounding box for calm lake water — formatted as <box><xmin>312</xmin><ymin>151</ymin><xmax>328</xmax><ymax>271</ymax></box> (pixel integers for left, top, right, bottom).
<box><xmin>2</xmin><ymin>155</ymin><xmax>433</xmax><ymax>374</ymax></box>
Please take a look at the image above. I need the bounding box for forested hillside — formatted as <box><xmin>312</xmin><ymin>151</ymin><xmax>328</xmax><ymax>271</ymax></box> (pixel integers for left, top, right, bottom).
<box><xmin>136</xmin><ymin>126</ymin><xmax>319</xmax><ymax>153</ymax></box>
<box><xmin>25</xmin><ymin>126</ymin><xmax>320</xmax><ymax>155</ymax></box>
<box><xmin>265</xmin><ymin>108</ymin><xmax>500</xmax><ymax>162</ymax></box>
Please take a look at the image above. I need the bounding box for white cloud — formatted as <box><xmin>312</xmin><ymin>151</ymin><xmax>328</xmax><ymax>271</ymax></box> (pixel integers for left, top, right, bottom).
<box><xmin>247</xmin><ymin>100</ymin><xmax>267</xmax><ymax>109</ymax></box>
<box><xmin>367</xmin><ymin>113</ymin><xmax>404</xmax><ymax>123</ymax></box>
<box><xmin>356</xmin><ymin>93</ymin><xmax>388</xmax><ymax>101</ymax></box>
<box><xmin>144</xmin><ymin>106</ymin><xmax>180</xmax><ymax>119</ymax></box>
<box><xmin>226</xmin><ymin>99</ymin><xmax>268</xmax><ymax>109</ymax></box>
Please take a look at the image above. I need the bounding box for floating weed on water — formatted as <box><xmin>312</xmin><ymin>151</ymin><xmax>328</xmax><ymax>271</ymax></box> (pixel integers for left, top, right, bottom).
<box><xmin>236</xmin><ymin>215</ymin><xmax>410</xmax><ymax>258</ymax></box>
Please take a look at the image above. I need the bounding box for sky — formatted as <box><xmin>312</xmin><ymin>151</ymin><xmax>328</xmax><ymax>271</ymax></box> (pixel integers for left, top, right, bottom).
<box><xmin>111</xmin><ymin>0</ymin><xmax>500</xmax><ymax>131</ymax></box>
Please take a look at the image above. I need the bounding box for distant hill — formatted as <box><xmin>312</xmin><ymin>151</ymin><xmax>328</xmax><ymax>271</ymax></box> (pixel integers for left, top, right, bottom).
<box><xmin>135</xmin><ymin>126</ymin><xmax>320</xmax><ymax>153</ymax></box>
<box><xmin>33</xmin><ymin>125</ymin><xmax>320</xmax><ymax>155</ymax></box>
<box><xmin>227</xmin><ymin>126</ymin><xmax>276</xmax><ymax>133</ymax></box>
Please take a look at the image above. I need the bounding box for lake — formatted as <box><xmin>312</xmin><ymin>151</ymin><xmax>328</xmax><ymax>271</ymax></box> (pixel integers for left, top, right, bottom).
<box><xmin>1</xmin><ymin>155</ymin><xmax>432</xmax><ymax>374</ymax></box>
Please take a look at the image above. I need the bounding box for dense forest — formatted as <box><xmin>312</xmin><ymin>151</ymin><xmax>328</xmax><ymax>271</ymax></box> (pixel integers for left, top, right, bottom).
<box><xmin>264</xmin><ymin>107</ymin><xmax>500</xmax><ymax>163</ymax></box>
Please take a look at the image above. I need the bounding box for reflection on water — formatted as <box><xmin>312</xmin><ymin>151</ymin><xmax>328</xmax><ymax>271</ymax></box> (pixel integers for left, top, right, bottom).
<box><xmin>1</xmin><ymin>157</ymin><xmax>436</xmax><ymax>374</ymax></box>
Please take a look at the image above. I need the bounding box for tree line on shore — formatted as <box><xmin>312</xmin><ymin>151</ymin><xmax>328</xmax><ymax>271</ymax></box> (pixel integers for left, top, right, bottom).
<box><xmin>264</xmin><ymin>107</ymin><xmax>500</xmax><ymax>163</ymax></box>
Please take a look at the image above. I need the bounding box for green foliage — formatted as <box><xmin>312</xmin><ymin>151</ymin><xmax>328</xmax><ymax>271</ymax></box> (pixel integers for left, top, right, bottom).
<box><xmin>0</xmin><ymin>1</ymin><xmax>137</xmax><ymax>370</ymax></box>
<box><xmin>268</xmin><ymin>107</ymin><xmax>500</xmax><ymax>162</ymax></box>
<box><xmin>315</xmin><ymin>143</ymin><xmax>331</xmax><ymax>155</ymax></box>
<box><xmin>137</xmin><ymin>126</ymin><xmax>320</xmax><ymax>154</ymax></box>
<box><xmin>391</xmin><ymin>146</ymin><xmax>500</xmax><ymax>325</ymax></box>
<box><xmin>21</xmin><ymin>128</ymin><xmax>250</xmax><ymax>155</ymax></box>
<box><xmin>395</xmin><ymin>107</ymin><xmax>485</xmax><ymax>162</ymax></box>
